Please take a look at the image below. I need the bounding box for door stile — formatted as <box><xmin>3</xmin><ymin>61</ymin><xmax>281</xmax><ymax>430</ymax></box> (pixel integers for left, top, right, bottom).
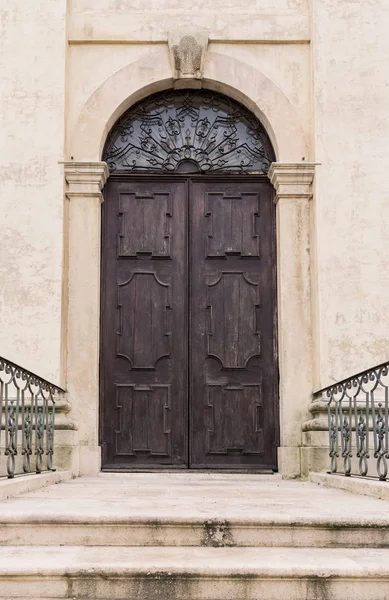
<box><xmin>186</xmin><ymin>178</ymin><xmax>191</xmax><ymax>468</ymax></box>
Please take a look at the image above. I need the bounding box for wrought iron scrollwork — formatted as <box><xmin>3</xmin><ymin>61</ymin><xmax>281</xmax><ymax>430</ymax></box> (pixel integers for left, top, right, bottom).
<box><xmin>328</xmin><ymin>410</ymin><xmax>339</xmax><ymax>473</ymax></box>
<box><xmin>318</xmin><ymin>361</ymin><xmax>389</xmax><ymax>481</ymax></box>
<box><xmin>103</xmin><ymin>89</ymin><xmax>275</xmax><ymax>174</ymax></box>
<box><xmin>0</xmin><ymin>356</ymin><xmax>64</xmax><ymax>478</ymax></box>
<box><xmin>6</xmin><ymin>399</ymin><xmax>17</xmax><ymax>477</ymax></box>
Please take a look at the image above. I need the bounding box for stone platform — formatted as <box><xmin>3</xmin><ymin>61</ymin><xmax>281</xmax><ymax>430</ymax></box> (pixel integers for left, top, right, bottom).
<box><xmin>1</xmin><ymin>472</ymin><xmax>389</xmax><ymax>599</ymax></box>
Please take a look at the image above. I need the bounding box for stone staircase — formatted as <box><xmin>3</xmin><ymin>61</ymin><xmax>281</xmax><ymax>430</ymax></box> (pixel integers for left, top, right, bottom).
<box><xmin>1</xmin><ymin>473</ymin><xmax>389</xmax><ymax>599</ymax></box>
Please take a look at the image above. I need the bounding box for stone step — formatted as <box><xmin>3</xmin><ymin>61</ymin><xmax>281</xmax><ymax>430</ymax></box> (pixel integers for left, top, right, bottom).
<box><xmin>1</xmin><ymin>545</ymin><xmax>389</xmax><ymax>600</ymax></box>
<box><xmin>2</xmin><ymin>513</ymin><xmax>389</xmax><ymax>548</ymax></box>
<box><xmin>2</xmin><ymin>473</ymin><xmax>389</xmax><ymax>549</ymax></box>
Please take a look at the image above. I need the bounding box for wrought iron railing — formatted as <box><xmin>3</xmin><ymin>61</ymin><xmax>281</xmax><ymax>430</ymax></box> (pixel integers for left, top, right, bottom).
<box><xmin>315</xmin><ymin>361</ymin><xmax>389</xmax><ymax>481</ymax></box>
<box><xmin>0</xmin><ymin>356</ymin><xmax>64</xmax><ymax>478</ymax></box>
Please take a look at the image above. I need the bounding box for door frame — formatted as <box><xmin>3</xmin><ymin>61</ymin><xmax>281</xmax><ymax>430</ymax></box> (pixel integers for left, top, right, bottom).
<box><xmin>64</xmin><ymin>161</ymin><xmax>316</xmax><ymax>478</ymax></box>
<box><xmin>98</xmin><ymin>173</ymin><xmax>279</xmax><ymax>470</ymax></box>
<box><xmin>64</xmin><ymin>48</ymin><xmax>313</xmax><ymax>477</ymax></box>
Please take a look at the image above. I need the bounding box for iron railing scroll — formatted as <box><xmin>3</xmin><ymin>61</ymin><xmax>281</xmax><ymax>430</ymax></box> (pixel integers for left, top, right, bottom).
<box><xmin>0</xmin><ymin>356</ymin><xmax>64</xmax><ymax>478</ymax></box>
<box><xmin>315</xmin><ymin>361</ymin><xmax>389</xmax><ymax>481</ymax></box>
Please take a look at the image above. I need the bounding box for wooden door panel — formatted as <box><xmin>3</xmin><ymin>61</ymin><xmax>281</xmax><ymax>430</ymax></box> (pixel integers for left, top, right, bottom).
<box><xmin>189</xmin><ymin>179</ymin><xmax>278</xmax><ymax>469</ymax></box>
<box><xmin>100</xmin><ymin>178</ymin><xmax>187</xmax><ymax>468</ymax></box>
<box><xmin>206</xmin><ymin>271</ymin><xmax>261</xmax><ymax>368</ymax></box>
<box><xmin>117</xmin><ymin>272</ymin><xmax>172</xmax><ymax>368</ymax></box>
<box><xmin>115</xmin><ymin>384</ymin><xmax>171</xmax><ymax>457</ymax></box>
<box><xmin>205</xmin><ymin>191</ymin><xmax>261</xmax><ymax>258</ymax></box>
<box><xmin>206</xmin><ymin>383</ymin><xmax>264</xmax><ymax>455</ymax></box>
<box><xmin>118</xmin><ymin>190</ymin><xmax>172</xmax><ymax>258</ymax></box>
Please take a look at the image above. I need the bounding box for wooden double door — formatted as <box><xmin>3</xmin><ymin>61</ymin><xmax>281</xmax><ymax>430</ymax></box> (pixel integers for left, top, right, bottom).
<box><xmin>100</xmin><ymin>176</ymin><xmax>278</xmax><ymax>470</ymax></box>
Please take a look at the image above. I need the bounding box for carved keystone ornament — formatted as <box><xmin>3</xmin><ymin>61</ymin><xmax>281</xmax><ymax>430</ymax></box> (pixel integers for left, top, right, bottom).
<box><xmin>168</xmin><ymin>29</ymin><xmax>209</xmax><ymax>81</ymax></box>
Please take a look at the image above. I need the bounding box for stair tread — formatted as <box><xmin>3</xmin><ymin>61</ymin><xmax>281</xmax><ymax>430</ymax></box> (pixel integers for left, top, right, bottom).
<box><xmin>1</xmin><ymin>546</ymin><xmax>389</xmax><ymax>577</ymax></box>
<box><xmin>2</xmin><ymin>509</ymin><xmax>389</xmax><ymax>524</ymax></box>
<box><xmin>2</xmin><ymin>473</ymin><xmax>389</xmax><ymax>526</ymax></box>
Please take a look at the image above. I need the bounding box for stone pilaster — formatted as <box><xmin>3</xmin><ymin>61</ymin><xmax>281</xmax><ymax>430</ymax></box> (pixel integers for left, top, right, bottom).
<box><xmin>64</xmin><ymin>161</ymin><xmax>109</xmax><ymax>476</ymax></box>
<box><xmin>268</xmin><ymin>162</ymin><xmax>316</xmax><ymax>477</ymax></box>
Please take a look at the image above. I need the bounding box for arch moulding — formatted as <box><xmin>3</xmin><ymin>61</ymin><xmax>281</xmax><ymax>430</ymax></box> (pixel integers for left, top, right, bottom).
<box><xmin>67</xmin><ymin>48</ymin><xmax>308</xmax><ymax>163</ymax></box>
<box><xmin>64</xmin><ymin>47</ymin><xmax>315</xmax><ymax>478</ymax></box>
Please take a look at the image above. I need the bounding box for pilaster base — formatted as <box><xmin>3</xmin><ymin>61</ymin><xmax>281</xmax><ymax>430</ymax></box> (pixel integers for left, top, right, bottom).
<box><xmin>300</xmin><ymin>446</ymin><xmax>329</xmax><ymax>478</ymax></box>
<box><xmin>278</xmin><ymin>446</ymin><xmax>301</xmax><ymax>479</ymax></box>
<box><xmin>79</xmin><ymin>445</ymin><xmax>102</xmax><ymax>477</ymax></box>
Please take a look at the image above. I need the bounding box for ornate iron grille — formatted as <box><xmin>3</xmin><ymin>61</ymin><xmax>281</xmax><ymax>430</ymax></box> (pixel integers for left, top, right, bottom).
<box><xmin>0</xmin><ymin>356</ymin><xmax>64</xmax><ymax>478</ymax></box>
<box><xmin>315</xmin><ymin>361</ymin><xmax>389</xmax><ymax>481</ymax></box>
<box><xmin>102</xmin><ymin>89</ymin><xmax>275</xmax><ymax>174</ymax></box>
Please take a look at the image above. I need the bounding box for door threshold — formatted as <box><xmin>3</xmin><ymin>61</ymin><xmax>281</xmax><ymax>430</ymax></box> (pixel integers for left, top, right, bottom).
<box><xmin>101</xmin><ymin>468</ymin><xmax>277</xmax><ymax>474</ymax></box>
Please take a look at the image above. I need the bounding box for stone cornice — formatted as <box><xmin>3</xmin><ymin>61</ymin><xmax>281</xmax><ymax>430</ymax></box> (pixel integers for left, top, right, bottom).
<box><xmin>64</xmin><ymin>162</ymin><xmax>109</xmax><ymax>202</ymax></box>
<box><xmin>268</xmin><ymin>162</ymin><xmax>316</xmax><ymax>203</ymax></box>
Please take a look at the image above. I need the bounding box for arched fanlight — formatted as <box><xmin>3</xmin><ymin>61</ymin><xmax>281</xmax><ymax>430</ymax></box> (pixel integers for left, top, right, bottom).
<box><xmin>102</xmin><ymin>89</ymin><xmax>275</xmax><ymax>174</ymax></box>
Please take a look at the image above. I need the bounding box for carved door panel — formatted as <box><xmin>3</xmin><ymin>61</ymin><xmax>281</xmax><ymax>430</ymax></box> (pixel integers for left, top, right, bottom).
<box><xmin>100</xmin><ymin>178</ymin><xmax>188</xmax><ymax>468</ymax></box>
<box><xmin>189</xmin><ymin>179</ymin><xmax>278</xmax><ymax>469</ymax></box>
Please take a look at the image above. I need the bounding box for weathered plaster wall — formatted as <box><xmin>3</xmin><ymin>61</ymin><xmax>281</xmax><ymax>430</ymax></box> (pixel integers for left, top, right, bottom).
<box><xmin>66</xmin><ymin>0</ymin><xmax>311</xmax><ymax>160</ymax></box>
<box><xmin>210</xmin><ymin>43</ymin><xmax>311</xmax><ymax>158</ymax></box>
<box><xmin>67</xmin><ymin>0</ymin><xmax>310</xmax><ymax>42</ymax></box>
<box><xmin>312</xmin><ymin>0</ymin><xmax>389</xmax><ymax>387</ymax></box>
<box><xmin>66</xmin><ymin>43</ymin><xmax>311</xmax><ymax>161</ymax></box>
<box><xmin>0</xmin><ymin>1</ymin><xmax>67</xmax><ymax>383</ymax></box>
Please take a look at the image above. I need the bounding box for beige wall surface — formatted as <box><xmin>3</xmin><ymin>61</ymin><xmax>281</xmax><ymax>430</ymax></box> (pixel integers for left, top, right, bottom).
<box><xmin>312</xmin><ymin>0</ymin><xmax>389</xmax><ymax>387</ymax></box>
<box><xmin>65</xmin><ymin>43</ymin><xmax>310</xmax><ymax>162</ymax></box>
<box><xmin>68</xmin><ymin>0</ymin><xmax>310</xmax><ymax>42</ymax></box>
<box><xmin>0</xmin><ymin>1</ymin><xmax>67</xmax><ymax>384</ymax></box>
<box><xmin>210</xmin><ymin>43</ymin><xmax>311</xmax><ymax>157</ymax></box>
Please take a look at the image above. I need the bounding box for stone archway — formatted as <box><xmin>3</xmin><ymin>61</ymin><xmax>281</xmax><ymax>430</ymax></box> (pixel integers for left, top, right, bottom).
<box><xmin>67</xmin><ymin>49</ymin><xmax>307</xmax><ymax>163</ymax></box>
<box><xmin>99</xmin><ymin>88</ymin><xmax>279</xmax><ymax>470</ymax></box>
<box><xmin>64</xmin><ymin>48</ymin><xmax>315</xmax><ymax>478</ymax></box>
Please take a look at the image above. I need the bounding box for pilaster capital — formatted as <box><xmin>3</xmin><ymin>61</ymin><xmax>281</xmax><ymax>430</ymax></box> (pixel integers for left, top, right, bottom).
<box><xmin>268</xmin><ymin>162</ymin><xmax>316</xmax><ymax>203</ymax></box>
<box><xmin>64</xmin><ymin>162</ymin><xmax>109</xmax><ymax>202</ymax></box>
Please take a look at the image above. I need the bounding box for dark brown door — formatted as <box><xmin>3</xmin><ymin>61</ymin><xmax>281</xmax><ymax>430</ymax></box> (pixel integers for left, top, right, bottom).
<box><xmin>100</xmin><ymin>176</ymin><xmax>278</xmax><ymax>470</ymax></box>
<box><xmin>100</xmin><ymin>178</ymin><xmax>188</xmax><ymax>468</ymax></box>
<box><xmin>189</xmin><ymin>180</ymin><xmax>278</xmax><ymax>468</ymax></box>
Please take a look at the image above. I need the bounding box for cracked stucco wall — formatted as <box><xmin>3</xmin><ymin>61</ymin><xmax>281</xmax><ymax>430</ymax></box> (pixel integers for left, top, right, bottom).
<box><xmin>312</xmin><ymin>0</ymin><xmax>389</xmax><ymax>386</ymax></box>
<box><xmin>0</xmin><ymin>1</ymin><xmax>67</xmax><ymax>384</ymax></box>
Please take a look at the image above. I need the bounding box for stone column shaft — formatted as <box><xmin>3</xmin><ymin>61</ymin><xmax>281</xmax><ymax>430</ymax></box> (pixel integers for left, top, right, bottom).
<box><xmin>64</xmin><ymin>161</ymin><xmax>109</xmax><ymax>476</ymax></box>
<box><xmin>268</xmin><ymin>162</ymin><xmax>316</xmax><ymax>477</ymax></box>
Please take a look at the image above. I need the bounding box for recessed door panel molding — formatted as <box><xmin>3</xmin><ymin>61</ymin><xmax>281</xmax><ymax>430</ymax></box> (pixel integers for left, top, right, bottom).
<box><xmin>206</xmin><ymin>383</ymin><xmax>263</xmax><ymax>456</ymax></box>
<box><xmin>206</xmin><ymin>271</ymin><xmax>261</xmax><ymax>369</ymax></box>
<box><xmin>118</xmin><ymin>192</ymin><xmax>172</xmax><ymax>258</ymax></box>
<box><xmin>205</xmin><ymin>191</ymin><xmax>261</xmax><ymax>258</ymax></box>
<box><xmin>115</xmin><ymin>384</ymin><xmax>171</xmax><ymax>458</ymax></box>
<box><xmin>117</xmin><ymin>272</ymin><xmax>171</xmax><ymax>370</ymax></box>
